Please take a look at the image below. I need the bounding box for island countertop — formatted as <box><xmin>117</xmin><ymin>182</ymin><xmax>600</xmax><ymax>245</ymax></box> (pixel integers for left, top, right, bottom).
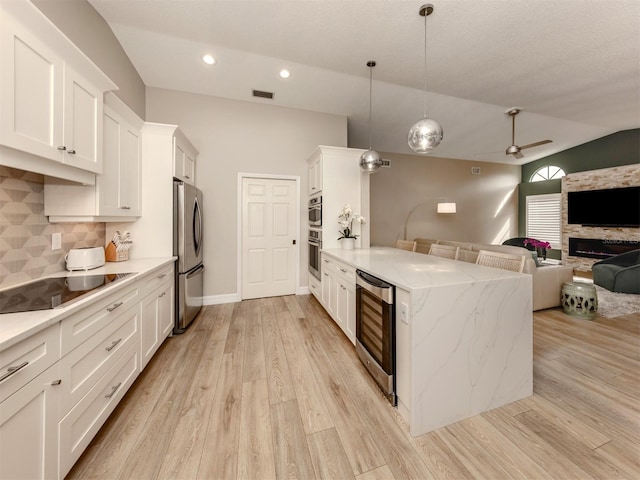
<box><xmin>322</xmin><ymin>246</ymin><xmax>533</xmax><ymax>436</ymax></box>
<box><xmin>322</xmin><ymin>246</ymin><xmax>525</xmax><ymax>291</ymax></box>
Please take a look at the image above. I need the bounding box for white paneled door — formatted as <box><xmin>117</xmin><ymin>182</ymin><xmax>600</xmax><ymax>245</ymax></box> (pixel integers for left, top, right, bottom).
<box><xmin>242</xmin><ymin>177</ymin><xmax>297</xmax><ymax>299</ymax></box>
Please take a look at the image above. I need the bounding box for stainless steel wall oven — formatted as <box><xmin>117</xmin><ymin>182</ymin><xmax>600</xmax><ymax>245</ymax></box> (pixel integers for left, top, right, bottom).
<box><xmin>355</xmin><ymin>269</ymin><xmax>396</xmax><ymax>405</ymax></box>
<box><xmin>308</xmin><ymin>229</ymin><xmax>322</xmax><ymax>280</ymax></box>
<box><xmin>308</xmin><ymin>195</ymin><xmax>322</xmax><ymax>227</ymax></box>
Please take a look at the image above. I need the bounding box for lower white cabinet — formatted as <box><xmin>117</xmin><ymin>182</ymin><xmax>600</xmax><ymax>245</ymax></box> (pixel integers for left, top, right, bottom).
<box><xmin>308</xmin><ymin>273</ymin><xmax>321</xmax><ymax>301</ymax></box>
<box><xmin>0</xmin><ymin>362</ymin><xmax>61</xmax><ymax>480</ymax></box>
<box><xmin>319</xmin><ymin>253</ymin><xmax>356</xmax><ymax>344</ymax></box>
<box><xmin>0</xmin><ymin>262</ymin><xmax>175</xmax><ymax>480</ymax></box>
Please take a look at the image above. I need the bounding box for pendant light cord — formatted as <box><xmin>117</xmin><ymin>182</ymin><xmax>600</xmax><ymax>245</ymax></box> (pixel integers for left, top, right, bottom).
<box><xmin>423</xmin><ymin>11</ymin><xmax>428</xmax><ymax>119</ymax></box>
<box><xmin>368</xmin><ymin>65</ymin><xmax>373</xmax><ymax>149</ymax></box>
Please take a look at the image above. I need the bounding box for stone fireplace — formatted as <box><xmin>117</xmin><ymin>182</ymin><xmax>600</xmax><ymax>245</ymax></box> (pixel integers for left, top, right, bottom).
<box><xmin>562</xmin><ymin>164</ymin><xmax>640</xmax><ymax>272</ymax></box>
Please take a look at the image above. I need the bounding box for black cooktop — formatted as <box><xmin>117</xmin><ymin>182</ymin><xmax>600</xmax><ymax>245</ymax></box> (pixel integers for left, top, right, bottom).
<box><xmin>0</xmin><ymin>273</ymin><xmax>135</xmax><ymax>314</ymax></box>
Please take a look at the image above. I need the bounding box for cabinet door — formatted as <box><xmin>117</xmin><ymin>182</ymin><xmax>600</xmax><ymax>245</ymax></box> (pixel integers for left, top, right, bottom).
<box><xmin>344</xmin><ymin>284</ymin><xmax>356</xmax><ymax>344</ymax></box>
<box><xmin>173</xmin><ymin>140</ymin><xmax>186</xmax><ymax>181</ymax></box>
<box><xmin>0</xmin><ymin>363</ymin><xmax>60</xmax><ymax>480</ymax></box>
<box><xmin>0</xmin><ymin>18</ymin><xmax>64</xmax><ymax>162</ymax></box>
<box><xmin>63</xmin><ymin>66</ymin><xmax>103</xmax><ymax>173</ymax></box>
<box><xmin>99</xmin><ymin>108</ymin><xmax>141</xmax><ymax>216</ymax></box>
<box><xmin>141</xmin><ymin>292</ymin><xmax>160</xmax><ymax>369</ymax></box>
<box><xmin>158</xmin><ymin>281</ymin><xmax>175</xmax><ymax>339</ymax></box>
<box><xmin>184</xmin><ymin>152</ymin><xmax>195</xmax><ymax>184</ymax></box>
<box><xmin>308</xmin><ymin>158</ymin><xmax>322</xmax><ymax>195</ymax></box>
<box><xmin>321</xmin><ymin>270</ymin><xmax>333</xmax><ymax>315</ymax></box>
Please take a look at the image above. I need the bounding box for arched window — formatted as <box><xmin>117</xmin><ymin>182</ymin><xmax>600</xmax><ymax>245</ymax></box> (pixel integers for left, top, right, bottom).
<box><xmin>530</xmin><ymin>165</ymin><xmax>566</xmax><ymax>182</ymax></box>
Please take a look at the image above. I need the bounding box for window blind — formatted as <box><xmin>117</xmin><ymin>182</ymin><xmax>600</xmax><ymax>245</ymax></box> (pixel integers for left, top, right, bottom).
<box><xmin>526</xmin><ymin>193</ymin><xmax>561</xmax><ymax>249</ymax></box>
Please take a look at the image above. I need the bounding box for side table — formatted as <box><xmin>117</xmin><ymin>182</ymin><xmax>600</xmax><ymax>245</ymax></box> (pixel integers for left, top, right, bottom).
<box><xmin>561</xmin><ymin>282</ymin><xmax>598</xmax><ymax>320</ymax></box>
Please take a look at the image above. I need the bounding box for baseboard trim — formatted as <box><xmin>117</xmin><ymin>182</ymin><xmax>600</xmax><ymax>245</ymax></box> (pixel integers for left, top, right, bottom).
<box><xmin>202</xmin><ymin>293</ymin><xmax>241</xmax><ymax>305</ymax></box>
<box><xmin>203</xmin><ymin>288</ymin><xmax>310</xmax><ymax>305</ymax></box>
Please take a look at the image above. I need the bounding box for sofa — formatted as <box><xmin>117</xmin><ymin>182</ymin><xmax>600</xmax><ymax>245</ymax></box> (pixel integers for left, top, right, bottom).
<box><xmin>592</xmin><ymin>249</ymin><xmax>640</xmax><ymax>294</ymax></box>
<box><xmin>414</xmin><ymin>238</ymin><xmax>575</xmax><ymax>311</ymax></box>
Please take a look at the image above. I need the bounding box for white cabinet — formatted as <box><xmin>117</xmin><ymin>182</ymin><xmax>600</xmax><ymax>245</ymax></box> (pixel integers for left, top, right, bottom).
<box><xmin>308</xmin><ymin>155</ymin><xmax>322</xmax><ymax>195</ymax></box>
<box><xmin>174</xmin><ymin>134</ymin><xmax>196</xmax><ymax>185</ymax></box>
<box><xmin>44</xmin><ymin>93</ymin><xmax>143</xmax><ymax>222</ymax></box>
<box><xmin>141</xmin><ymin>266</ymin><xmax>175</xmax><ymax>368</ymax></box>
<box><xmin>320</xmin><ymin>253</ymin><xmax>356</xmax><ymax>344</ymax></box>
<box><xmin>306</xmin><ymin>146</ymin><xmax>370</xmax><ymax>250</ymax></box>
<box><xmin>0</xmin><ymin>0</ymin><xmax>116</xmax><ymax>182</ymax></box>
<box><xmin>0</xmin><ymin>363</ymin><xmax>61</xmax><ymax>480</ymax></box>
<box><xmin>308</xmin><ymin>273</ymin><xmax>321</xmax><ymax>301</ymax></box>
<box><xmin>0</xmin><ymin>324</ymin><xmax>61</xmax><ymax>480</ymax></box>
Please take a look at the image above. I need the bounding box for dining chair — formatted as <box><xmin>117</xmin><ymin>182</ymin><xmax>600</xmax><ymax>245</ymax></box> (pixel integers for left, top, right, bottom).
<box><xmin>428</xmin><ymin>244</ymin><xmax>459</xmax><ymax>259</ymax></box>
<box><xmin>475</xmin><ymin>249</ymin><xmax>526</xmax><ymax>273</ymax></box>
<box><xmin>414</xmin><ymin>242</ymin><xmax>432</xmax><ymax>254</ymax></box>
<box><xmin>396</xmin><ymin>240</ymin><xmax>417</xmax><ymax>252</ymax></box>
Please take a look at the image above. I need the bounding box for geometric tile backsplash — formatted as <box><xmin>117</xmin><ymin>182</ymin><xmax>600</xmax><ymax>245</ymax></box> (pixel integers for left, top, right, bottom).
<box><xmin>0</xmin><ymin>166</ymin><xmax>106</xmax><ymax>288</ymax></box>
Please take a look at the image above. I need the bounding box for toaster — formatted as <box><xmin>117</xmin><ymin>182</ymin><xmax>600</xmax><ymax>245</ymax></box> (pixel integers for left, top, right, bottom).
<box><xmin>65</xmin><ymin>247</ymin><xmax>106</xmax><ymax>271</ymax></box>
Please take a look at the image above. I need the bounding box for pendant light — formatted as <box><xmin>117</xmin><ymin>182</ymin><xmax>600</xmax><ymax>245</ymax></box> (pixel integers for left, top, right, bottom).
<box><xmin>407</xmin><ymin>4</ymin><xmax>443</xmax><ymax>154</ymax></box>
<box><xmin>360</xmin><ymin>60</ymin><xmax>383</xmax><ymax>174</ymax></box>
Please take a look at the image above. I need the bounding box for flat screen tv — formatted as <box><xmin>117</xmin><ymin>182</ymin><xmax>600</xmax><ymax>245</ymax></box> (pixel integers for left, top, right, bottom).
<box><xmin>568</xmin><ymin>186</ymin><xmax>640</xmax><ymax>227</ymax></box>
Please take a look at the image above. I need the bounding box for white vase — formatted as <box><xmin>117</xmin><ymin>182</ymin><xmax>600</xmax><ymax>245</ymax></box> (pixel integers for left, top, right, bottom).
<box><xmin>341</xmin><ymin>238</ymin><xmax>355</xmax><ymax>250</ymax></box>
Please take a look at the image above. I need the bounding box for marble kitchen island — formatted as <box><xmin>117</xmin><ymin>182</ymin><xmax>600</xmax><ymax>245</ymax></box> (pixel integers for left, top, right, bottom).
<box><xmin>322</xmin><ymin>247</ymin><xmax>533</xmax><ymax>437</ymax></box>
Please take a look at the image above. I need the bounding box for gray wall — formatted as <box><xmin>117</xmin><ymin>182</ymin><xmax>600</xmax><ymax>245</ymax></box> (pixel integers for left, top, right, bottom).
<box><xmin>370</xmin><ymin>152</ymin><xmax>521</xmax><ymax>246</ymax></box>
<box><xmin>146</xmin><ymin>87</ymin><xmax>348</xmax><ymax>299</ymax></box>
<box><xmin>32</xmin><ymin>0</ymin><xmax>146</xmax><ymax>118</ymax></box>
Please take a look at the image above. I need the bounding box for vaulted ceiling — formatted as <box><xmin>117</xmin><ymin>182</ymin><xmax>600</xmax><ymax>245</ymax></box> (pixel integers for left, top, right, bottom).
<box><xmin>89</xmin><ymin>0</ymin><xmax>640</xmax><ymax>164</ymax></box>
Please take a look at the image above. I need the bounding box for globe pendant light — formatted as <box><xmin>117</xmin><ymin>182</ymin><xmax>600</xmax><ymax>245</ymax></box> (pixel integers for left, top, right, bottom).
<box><xmin>407</xmin><ymin>4</ymin><xmax>443</xmax><ymax>154</ymax></box>
<box><xmin>360</xmin><ymin>61</ymin><xmax>383</xmax><ymax>174</ymax></box>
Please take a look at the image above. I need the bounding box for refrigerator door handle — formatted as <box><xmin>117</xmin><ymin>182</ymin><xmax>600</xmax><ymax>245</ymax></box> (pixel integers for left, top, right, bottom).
<box><xmin>187</xmin><ymin>263</ymin><xmax>205</xmax><ymax>278</ymax></box>
<box><xmin>193</xmin><ymin>196</ymin><xmax>203</xmax><ymax>257</ymax></box>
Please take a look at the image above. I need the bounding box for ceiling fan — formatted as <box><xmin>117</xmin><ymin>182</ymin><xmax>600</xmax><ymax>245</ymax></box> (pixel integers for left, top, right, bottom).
<box><xmin>505</xmin><ymin>108</ymin><xmax>552</xmax><ymax>159</ymax></box>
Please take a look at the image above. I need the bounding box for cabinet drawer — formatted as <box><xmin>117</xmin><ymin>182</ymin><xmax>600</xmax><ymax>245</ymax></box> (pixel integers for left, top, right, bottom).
<box><xmin>59</xmin><ymin>303</ymin><xmax>139</xmax><ymax>414</ymax></box>
<box><xmin>140</xmin><ymin>264</ymin><xmax>174</xmax><ymax>297</ymax></box>
<box><xmin>321</xmin><ymin>254</ymin><xmax>336</xmax><ymax>274</ymax></box>
<box><xmin>60</xmin><ymin>284</ymin><xmax>139</xmax><ymax>356</ymax></box>
<box><xmin>0</xmin><ymin>324</ymin><xmax>60</xmax><ymax>403</ymax></box>
<box><xmin>58</xmin><ymin>342</ymin><xmax>139</xmax><ymax>479</ymax></box>
<box><xmin>334</xmin><ymin>260</ymin><xmax>356</xmax><ymax>285</ymax></box>
<box><xmin>309</xmin><ymin>274</ymin><xmax>321</xmax><ymax>300</ymax></box>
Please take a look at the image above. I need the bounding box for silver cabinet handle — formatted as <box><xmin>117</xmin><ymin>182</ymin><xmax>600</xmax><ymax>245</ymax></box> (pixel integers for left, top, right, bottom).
<box><xmin>0</xmin><ymin>361</ymin><xmax>29</xmax><ymax>382</ymax></box>
<box><xmin>105</xmin><ymin>382</ymin><xmax>122</xmax><ymax>399</ymax></box>
<box><xmin>120</xmin><ymin>206</ymin><xmax>131</xmax><ymax>210</ymax></box>
<box><xmin>57</xmin><ymin>145</ymin><xmax>66</xmax><ymax>151</ymax></box>
<box><xmin>339</xmin><ymin>267</ymin><xmax>347</xmax><ymax>273</ymax></box>
<box><xmin>185</xmin><ymin>175</ymin><xmax>190</xmax><ymax>179</ymax></box>
<box><xmin>159</xmin><ymin>292</ymin><xmax>166</xmax><ymax>298</ymax></box>
<box><xmin>323</xmin><ymin>273</ymin><xmax>329</xmax><ymax>277</ymax></box>
<box><xmin>51</xmin><ymin>379</ymin><xmax>62</xmax><ymax>386</ymax></box>
<box><xmin>105</xmin><ymin>338</ymin><xmax>122</xmax><ymax>352</ymax></box>
<box><xmin>107</xmin><ymin>301</ymin><xmax>123</xmax><ymax>312</ymax></box>
<box><xmin>67</xmin><ymin>149</ymin><xmax>76</xmax><ymax>154</ymax></box>
<box><xmin>157</xmin><ymin>273</ymin><xmax>167</xmax><ymax>279</ymax></box>
<box><xmin>340</xmin><ymin>285</ymin><xmax>346</xmax><ymax>290</ymax></box>
<box><xmin>323</xmin><ymin>259</ymin><xmax>329</xmax><ymax>264</ymax></box>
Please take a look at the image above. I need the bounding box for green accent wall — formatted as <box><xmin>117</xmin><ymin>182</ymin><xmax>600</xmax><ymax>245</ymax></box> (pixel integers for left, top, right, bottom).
<box><xmin>518</xmin><ymin>128</ymin><xmax>640</xmax><ymax>259</ymax></box>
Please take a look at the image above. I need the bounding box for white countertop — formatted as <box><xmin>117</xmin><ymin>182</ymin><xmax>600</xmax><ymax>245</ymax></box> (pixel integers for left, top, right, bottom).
<box><xmin>0</xmin><ymin>257</ymin><xmax>175</xmax><ymax>351</ymax></box>
<box><xmin>322</xmin><ymin>247</ymin><xmax>525</xmax><ymax>292</ymax></box>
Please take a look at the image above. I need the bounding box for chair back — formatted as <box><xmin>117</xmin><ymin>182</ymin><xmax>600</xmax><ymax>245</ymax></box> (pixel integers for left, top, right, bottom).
<box><xmin>414</xmin><ymin>242</ymin><xmax>431</xmax><ymax>254</ymax></box>
<box><xmin>476</xmin><ymin>249</ymin><xmax>526</xmax><ymax>273</ymax></box>
<box><xmin>428</xmin><ymin>244</ymin><xmax>459</xmax><ymax>259</ymax></box>
<box><xmin>396</xmin><ymin>240</ymin><xmax>417</xmax><ymax>252</ymax></box>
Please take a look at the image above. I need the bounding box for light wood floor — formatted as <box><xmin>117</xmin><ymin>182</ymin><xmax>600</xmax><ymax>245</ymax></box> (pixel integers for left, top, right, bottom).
<box><xmin>67</xmin><ymin>295</ymin><xmax>640</xmax><ymax>479</ymax></box>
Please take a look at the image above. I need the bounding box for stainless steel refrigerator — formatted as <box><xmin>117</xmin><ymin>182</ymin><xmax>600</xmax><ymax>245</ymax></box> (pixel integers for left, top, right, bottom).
<box><xmin>173</xmin><ymin>180</ymin><xmax>204</xmax><ymax>333</ymax></box>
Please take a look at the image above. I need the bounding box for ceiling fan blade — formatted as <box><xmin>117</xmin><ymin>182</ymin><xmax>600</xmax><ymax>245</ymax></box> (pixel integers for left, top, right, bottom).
<box><xmin>520</xmin><ymin>139</ymin><xmax>553</xmax><ymax>150</ymax></box>
<box><xmin>512</xmin><ymin>151</ymin><xmax>524</xmax><ymax>159</ymax></box>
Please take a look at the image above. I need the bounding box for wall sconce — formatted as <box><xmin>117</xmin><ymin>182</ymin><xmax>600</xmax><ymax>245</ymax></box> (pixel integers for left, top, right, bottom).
<box><xmin>437</xmin><ymin>201</ymin><xmax>456</xmax><ymax>214</ymax></box>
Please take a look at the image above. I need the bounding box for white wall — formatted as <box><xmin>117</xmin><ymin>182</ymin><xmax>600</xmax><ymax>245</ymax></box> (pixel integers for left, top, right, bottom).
<box><xmin>146</xmin><ymin>87</ymin><xmax>347</xmax><ymax>300</ymax></box>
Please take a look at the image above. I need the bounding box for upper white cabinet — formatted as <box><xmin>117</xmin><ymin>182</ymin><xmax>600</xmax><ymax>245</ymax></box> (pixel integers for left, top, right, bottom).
<box><xmin>44</xmin><ymin>93</ymin><xmax>143</xmax><ymax>222</ymax></box>
<box><xmin>173</xmin><ymin>131</ymin><xmax>197</xmax><ymax>185</ymax></box>
<box><xmin>308</xmin><ymin>154</ymin><xmax>322</xmax><ymax>195</ymax></box>
<box><xmin>306</xmin><ymin>146</ymin><xmax>370</xmax><ymax>250</ymax></box>
<box><xmin>0</xmin><ymin>0</ymin><xmax>117</xmax><ymax>183</ymax></box>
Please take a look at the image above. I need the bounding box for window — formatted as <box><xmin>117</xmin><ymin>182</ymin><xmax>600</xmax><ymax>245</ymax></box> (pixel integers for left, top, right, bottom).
<box><xmin>526</xmin><ymin>193</ymin><xmax>561</xmax><ymax>249</ymax></box>
<box><xmin>530</xmin><ymin>165</ymin><xmax>566</xmax><ymax>182</ymax></box>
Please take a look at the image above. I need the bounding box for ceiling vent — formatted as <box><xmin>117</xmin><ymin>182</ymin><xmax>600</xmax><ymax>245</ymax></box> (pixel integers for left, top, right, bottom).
<box><xmin>252</xmin><ymin>89</ymin><xmax>274</xmax><ymax>99</ymax></box>
<box><xmin>471</xmin><ymin>167</ymin><xmax>481</xmax><ymax>175</ymax></box>
<box><xmin>381</xmin><ymin>159</ymin><xmax>391</xmax><ymax>167</ymax></box>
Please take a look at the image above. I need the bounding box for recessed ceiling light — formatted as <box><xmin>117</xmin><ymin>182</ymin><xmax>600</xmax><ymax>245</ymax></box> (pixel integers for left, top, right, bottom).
<box><xmin>202</xmin><ymin>54</ymin><xmax>216</xmax><ymax>66</ymax></box>
<box><xmin>279</xmin><ymin>69</ymin><xmax>291</xmax><ymax>79</ymax></box>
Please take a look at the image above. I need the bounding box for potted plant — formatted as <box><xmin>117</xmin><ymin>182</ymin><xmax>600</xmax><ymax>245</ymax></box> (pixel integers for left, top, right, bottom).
<box><xmin>524</xmin><ymin>238</ymin><xmax>551</xmax><ymax>262</ymax></box>
<box><xmin>338</xmin><ymin>204</ymin><xmax>365</xmax><ymax>250</ymax></box>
